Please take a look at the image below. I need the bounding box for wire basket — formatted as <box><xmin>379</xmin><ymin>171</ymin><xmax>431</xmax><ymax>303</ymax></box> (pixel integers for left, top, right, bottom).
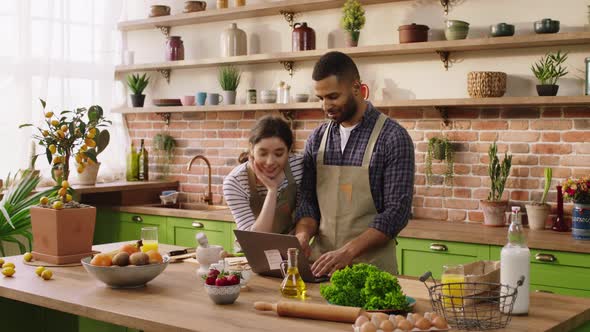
<box><xmin>420</xmin><ymin>271</ymin><xmax>525</xmax><ymax>331</ymax></box>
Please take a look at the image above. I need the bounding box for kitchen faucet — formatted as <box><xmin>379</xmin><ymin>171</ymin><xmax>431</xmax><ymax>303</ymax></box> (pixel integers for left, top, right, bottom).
<box><xmin>186</xmin><ymin>155</ymin><xmax>213</xmax><ymax>205</ymax></box>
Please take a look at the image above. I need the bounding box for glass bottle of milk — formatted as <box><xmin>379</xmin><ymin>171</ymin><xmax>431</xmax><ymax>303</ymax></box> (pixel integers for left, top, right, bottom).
<box><xmin>500</xmin><ymin>206</ymin><xmax>530</xmax><ymax>315</ymax></box>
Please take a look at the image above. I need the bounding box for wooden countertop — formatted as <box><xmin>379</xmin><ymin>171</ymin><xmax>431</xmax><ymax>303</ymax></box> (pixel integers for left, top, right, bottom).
<box><xmin>1</xmin><ymin>243</ymin><xmax>588</xmax><ymax>332</ymax></box>
<box><xmin>37</xmin><ymin>180</ymin><xmax>179</xmax><ymax>195</ymax></box>
<box><xmin>114</xmin><ymin>204</ymin><xmax>235</xmax><ymax>222</ymax></box>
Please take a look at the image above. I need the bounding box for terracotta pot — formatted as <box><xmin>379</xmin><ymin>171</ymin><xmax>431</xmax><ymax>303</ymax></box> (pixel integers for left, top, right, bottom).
<box><xmin>77</xmin><ymin>162</ymin><xmax>100</xmax><ymax>185</ymax></box>
<box><xmin>30</xmin><ymin>206</ymin><xmax>96</xmax><ymax>265</ymax></box>
<box><xmin>480</xmin><ymin>200</ymin><xmax>508</xmax><ymax>226</ymax></box>
<box><xmin>398</xmin><ymin>23</ymin><xmax>429</xmax><ymax>43</ymax></box>
<box><xmin>292</xmin><ymin>22</ymin><xmax>316</xmax><ymax>51</ymax></box>
<box><xmin>525</xmin><ymin>203</ymin><xmax>550</xmax><ymax>230</ymax></box>
<box><xmin>345</xmin><ymin>30</ymin><xmax>360</xmax><ymax>47</ymax></box>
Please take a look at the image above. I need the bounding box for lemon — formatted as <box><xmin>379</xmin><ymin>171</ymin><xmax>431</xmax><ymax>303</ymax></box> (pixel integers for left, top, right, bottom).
<box><xmin>0</xmin><ymin>258</ymin><xmax>4</xmax><ymax>266</ymax></box>
<box><xmin>48</xmin><ymin>144</ymin><xmax>57</xmax><ymax>154</ymax></box>
<box><xmin>52</xmin><ymin>201</ymin><xmax>64</xmax><ymax>210</ymax></box>
<box><xmin>86</xmin><ymin>132</ymin><xmax>95</xmax><ymax>139</ymax></box>
<box><xmin>42</xmin><ymin>130</ymin><xmax>49</xmax><ymax>137</ymax></box>
<box><xmin>41</xmin><ymin>269</ymin><xmax>53</xmax><ymax>280</ymax></box>
<box><xmin>35</xmin><ymin>266</ymin><xmax>46</xmax><ymax>277</ymax></box>
<box><xmin>51</xmin><ymin>119</ymin><xmax>59</xmax><ymax>127</ymax></box>
<box><xmin>2</xmin><ymin>262</ymin><xmax>15</xmax><ymax>269</ymax></box>
<box><xmin>84</xmin><ymin>138</ymin><xmax>96</xmax><ymax>148</ymax></box>
<box><xmin>77</xmin><ymin>165</ymin><xmax>85</xmax><ymax>173</ymax></box>
<box><xmin>80</xmin><ymin>145</ymin><xmax>88</xmax><ymax>152</ymax></box>
<box><xmin>89</xmin><ymin>128</ymin><xmax>97</xmax><ymax>136</ymax></box>
<box><xmin>60</xmin><ymin>125</ymin><xmax>68</xmax><ymax>132</ymax></box>
<box><xmin>57</xmin><ymin>188</ymin><xmax>67</xmax><ymax>197</ymax></box>
<box><xmin>75</xmin><ymin>154</ymin><xmax>83</xmax><ymax>163</ymax></box>
<box><xmin>65</xmin><ymin>194</ymin><xmax>72</xmax><ymax>202</ymax></box>
<box><xmin>61</xmin><ymin>180</ymin><xmax>69</xmax><ymax>189</ymax></box>
<box><xmin>23</xmin><ymin>252</ymin><xmax>33</xmax><ymax>262</ymax></box>
<box><xmin>40</xmin><ymin>196</ymin><xmax>49</xmax><ymax>205</ymax></box>
<box><xmin>45</xmin><ymin>112</ymin><xmax>54</xmax><ymax>118</ymax></box>
<box><xmin>52</xmin><ymin>156</ymin><xmax>62</xmax><ymax>164</ymax></box>
<box><xmin>2</xmin><ymin>267</ymin><xmax>15</xmax><ymax>277</ymax></box>
<box><xmin>56</xmin><ymin>130</ymin><xmax>64</xmax><ymax>139</ymax></box>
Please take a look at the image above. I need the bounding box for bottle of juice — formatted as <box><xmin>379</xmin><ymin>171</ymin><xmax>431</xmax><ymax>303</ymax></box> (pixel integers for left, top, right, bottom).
<box><xmin>501</xmin><ymin>206</ymin><xmax>530</xmax><ymax>315</ymax></box>
<box><xmin>280</xmin><ymin>248</ymin><xmax>307</xmax><ymax>299</ymax></box>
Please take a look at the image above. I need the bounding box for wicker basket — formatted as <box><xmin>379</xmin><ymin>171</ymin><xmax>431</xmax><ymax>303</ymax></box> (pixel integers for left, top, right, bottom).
<box><xmin>467</xmin><ymin>71</ymin><xmax>507</xmax><ymax>98</ymax></box>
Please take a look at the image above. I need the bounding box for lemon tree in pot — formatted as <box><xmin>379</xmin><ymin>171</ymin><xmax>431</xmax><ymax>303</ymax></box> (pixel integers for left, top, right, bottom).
<box><xmin>480</xmin><ymin>142</ymin><xmax>512</xmax><ymax>226</ymax></box>
<box><xmin>525</xmin><ymin>168</ymin><xmax>552</xmax><ymax>230</ymax></box>
<box><xmin>425</xmin><ymin>136</ymin><xmax>454</xmax><ymax>186</ymax></box>
<box><xmin>341</xmin><ymin>0</ymin><xmax>365</xmax><ymax>47</ymax></box>
<box><xmin>20</xmin><ymin>99</ymin><xmax>111</xmax><ymax>264</ymax></box>
<box><xmin>531</xmin><ymin>50</ymin><xmax>568</xmax><ymax>96</ymax></box>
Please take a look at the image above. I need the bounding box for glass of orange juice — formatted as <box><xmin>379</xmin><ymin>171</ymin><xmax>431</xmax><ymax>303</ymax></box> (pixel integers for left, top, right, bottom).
<box><xmin>441</xmin><ymin>264</ymin><xmax>465</xmax><ymax>309</ymax></box>
<box><xmin>141</xmin><ymin>226</ymin><xmax>159</xmax><ymax>252</ymax></box>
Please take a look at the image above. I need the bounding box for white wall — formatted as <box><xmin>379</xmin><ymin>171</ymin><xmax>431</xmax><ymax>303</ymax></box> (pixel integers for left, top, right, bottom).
<box><xmin>121</xmin><ymin>0</ymin><xmax>590</xmax><ymax>106</ymax></box>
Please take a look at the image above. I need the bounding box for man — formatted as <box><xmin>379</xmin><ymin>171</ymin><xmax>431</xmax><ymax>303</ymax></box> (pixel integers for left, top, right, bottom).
<box><xmin>295</xmin><ymin>51</ymin><xmax>414</xmax><ymax>276</ymax></box>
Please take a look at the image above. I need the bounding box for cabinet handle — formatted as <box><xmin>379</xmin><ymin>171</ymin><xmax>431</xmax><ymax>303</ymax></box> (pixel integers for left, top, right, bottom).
<box><xmin>535</xmin><ymin>253</ymin><xmax>556</xmax><ymax>262</ymax></box>
<box><xmin>535</xmin><ymin>289</ymin><xmax>554</xmax><ymax>294</ymax></box>
<box><xmin>429</xmin><ymin>243</ymin><xmax>448</xmax><ymax>252</ymax></box>
<box><xmin>132</xmin><ymin>216</ymin><xmax>143</xmax><ymax>223</ymax></box>
<box><xmin>192</xmin><ymin>222</ymin><xmax>204</xmax><ymax>229</ymax></box>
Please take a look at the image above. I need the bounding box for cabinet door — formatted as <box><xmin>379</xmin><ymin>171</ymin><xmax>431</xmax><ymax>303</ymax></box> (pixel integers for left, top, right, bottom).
<box><xmin>167</xmin><ymin>217</ymin><xmax>232</xmax><ymax>251</ymax></box>
<box><xmin>397</xmin><ymin>238</ymin><xmax>490</xmax><ymax>279</ymax></box>
<box><xmin>94</xmin><ymin>208</ymin><xmax>117</xmax><ymax>244</ymax></box>
<box><xmin>115</xmin><ymin>212</ymin><xmax>168</xmax><ymax>244</ymax></box>
<box><xmin>491</xmin><ymin>246</ymin><xmax>590</xmax><ymax>298</ymax></box>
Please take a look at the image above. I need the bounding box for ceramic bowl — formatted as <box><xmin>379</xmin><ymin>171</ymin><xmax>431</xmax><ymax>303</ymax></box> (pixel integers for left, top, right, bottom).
<box><xmin>445</xmin><ymin>28</ymin><xmax>469</xmax><ymax>40</ymax></box>
<box><xmin>81</xmin><ymin>256</ymin><xmax>170</xmax><ymax>288</ymax></box>
<box><xmin>490</xmin><ymin>23</ymin><xmax>515</xmax><ymax>37</ymax></box>
<box><xmin>398</xmin><ymin>23</ymin><xmax>429</xmax><ymax>43</ymax></box>
<box><xmin>149</xmin><ymin>5</ymin><xmax>171</xmax><ymax>17</ymax></box>
<box><xmin>260</xmin><ymin>90</ymin><xmax>277</xmax><ymax>103</ymax></box>
<box><xmin>294</xmin><ymin>93</ymin><xmax>309</xmax><ymax>102</ymax></box>
<box><xmin>204</xmin><ymin>284</ymin><xmax>241</xmax><ymax>304</ymax></box>
<box><xmin>445</xmin><ymin>19</ymin><xmax>470</xmax><ymax>30</ymax></box>
<box><xmin>534</xmin><ymin>19</ymin><xmax>560</xmax><ymax>34</ymax></box>
<box><xmin>183</xmin><ymin>1</ymin><xmax>207</xmax><ymax>13</ymax></box>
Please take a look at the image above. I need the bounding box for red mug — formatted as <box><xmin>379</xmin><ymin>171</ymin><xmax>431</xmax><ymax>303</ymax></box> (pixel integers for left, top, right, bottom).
<box><xmin>360</xmin><ymin>83</ymin><xmax>369</xmax><ymax>100</ymax></box>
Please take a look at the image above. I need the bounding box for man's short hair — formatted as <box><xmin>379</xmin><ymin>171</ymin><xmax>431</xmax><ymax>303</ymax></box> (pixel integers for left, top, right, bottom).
<box><xmin>312</xmin><ymin>51</ymin><xmax>360</xmax><ymax>84</ymax></box>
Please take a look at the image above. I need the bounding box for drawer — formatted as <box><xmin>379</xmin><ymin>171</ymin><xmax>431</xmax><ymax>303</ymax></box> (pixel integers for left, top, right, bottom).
<box><xmin>167</xmin><ymin>217</ymin><xmax>232</xmax><ymax>251</ymax></box>
<box><xmin>117</xmin><ymin>212</ymin><xmax>164</xmax><ymax>225</ymax></box>
<box><xmin>532</xmin><ymin>284</ymin><xmax>590</xmax><ymax>298</ymax></box>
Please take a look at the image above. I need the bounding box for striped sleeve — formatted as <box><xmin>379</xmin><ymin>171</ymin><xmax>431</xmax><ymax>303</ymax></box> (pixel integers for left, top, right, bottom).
<box><xmin>223</xmin><ymin>165</ymin><xmax>256</xmax><ymax>231</ymax></box>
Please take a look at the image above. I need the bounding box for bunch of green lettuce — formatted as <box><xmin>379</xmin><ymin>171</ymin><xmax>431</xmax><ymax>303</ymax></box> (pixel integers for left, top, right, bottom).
<box><xmin>320</xmin><ymin>263</ymin><xmax>409</xmax><ymax>311</ymax></box>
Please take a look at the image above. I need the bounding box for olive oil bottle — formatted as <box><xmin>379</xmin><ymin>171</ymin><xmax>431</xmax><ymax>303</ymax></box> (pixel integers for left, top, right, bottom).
<box><xmin>138</xmin><ymin>139</ymin><xmax>149</xmax><ymax>181</ymax></box>
<box><xmin>126</xmin><ymin>143</ymin><xmax>139</xmax><ymax>181</ymax></box>
<box><xmin>280</xmin><ymin>248</ymin><xmax>307</xmax><ymax>299</ymax></box>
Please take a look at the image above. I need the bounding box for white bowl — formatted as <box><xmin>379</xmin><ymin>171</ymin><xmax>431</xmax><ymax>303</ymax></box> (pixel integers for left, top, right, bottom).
<box><xmin>204</xmin><ymin>284</ymin><xmax>240</xmax><ymax>304</ymax></box>
<box><xmin>81</xmin><ymin>256</ymin><xmax>170</xmax><ymax>288</ymax></box>
<box><xmin>294</xmin><ymin>94</ymin><xmax>309</xmax><ymax>102</ymax></box>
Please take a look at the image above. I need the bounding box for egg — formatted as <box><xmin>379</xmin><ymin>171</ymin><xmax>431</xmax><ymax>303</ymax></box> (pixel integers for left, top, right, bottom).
<box><xmin>379</xmin><ymin>319</ymin><xmax>396</xmax><ymax>332</ymax></box>
<box><xmin>415</xmin><ymin>318</ymin><xmax>432</xmax><ymax>330</ymax></box>
<box><xmin>388</xmin><ymin>315</ymin><xmax>398</xmax><ymax>327</ymax></box>
<box><xmin>372</xmin><ymin>312</ymin><xmax>390</xmax><ymax>321</ymax></box>
<box><xmin>412</xmin><ymin>313</ymin><xmax>424</xmax><ymax>321</ymax></box>
<box><xmin>394</xmin><ymin>315</ymin><xmax>405</xmax><ymax>322</ymax></box>
<box><xmin>370</xmin><ymin>315</ymin><xmax>382</xmax><ymax>328</ymax></box>
<box><xmin>432</xmin><ymin>316</ymin><xmax>449</xmax><ymax>329</ymax></box>
<box><xmin>360</xmin><ymin>321</ymin><xmax>377</xmax><ymax>332</ymax></box>
<box><xmin>405</xmin><ymin>313</ymin><xmax>415</xmax><ymax>325</ymax></box>
<box><xmin>397</xmin><ymin>319</ymin><xmax>413</xmax><ymax>331</ymax></box>
<box><xmin>355</xmin><ymin>315</ymin><xmax>370</xmax><ymax>327</ymax></box>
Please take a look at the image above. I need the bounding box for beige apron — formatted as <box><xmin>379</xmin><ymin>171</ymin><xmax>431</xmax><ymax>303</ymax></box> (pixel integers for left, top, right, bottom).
<box><xmin>247</xmin><ymin>161</ymin><xmax>297</xmax><ymax>234</ymax></box>
<box><xmin>311</xmin><ymin>113</ymin><xmax>398</xmax><ymax>274</ymax></box>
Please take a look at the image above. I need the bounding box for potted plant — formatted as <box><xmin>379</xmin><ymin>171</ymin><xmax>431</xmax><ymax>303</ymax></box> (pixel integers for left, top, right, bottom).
<box><xmin>562</xmin><ymin>176</ymin><xmax>590</xmax><ymax>240</ymax></box>
<box><xmin>153</xmin><ymin>132</ymin><xmax>177</xmax><ymax>179</ymax></box>
<box><xmin>0</xmin><ymin>170</ymin><xmax>53</xmax><ymax>256</ymax></box>
<box><xmin>531</xmin><ymin>50</ymin><xmax>568</xmax><ymax>96</ymax></box>
<box><xmin>425</xmin><ymin>136</ymin><xmax>454</xmax><ymax>186</ymax></box>
<box><xmin>480</xmin><ymin>142</ymin><xmax>512</xmax><ymax>226</ymax></box>
<box><xmin>341</xmin><ymin>0</ymin><xmax>366</xmax><ymax>47</ymax></box>
<box><xmin>127</xmin><ymin>73</ymin><xmax>150</xmax><ymax>107</ymax></box>
<box><xmin>525</xmin><ymin>168</ymin><xmax>552</xmax><ymax>230</ymax></box>
<box><xmin>19</xmin><ymin>99</ymin><xmax>111</xmax><ymax>264</ymax></box>
<box><xmin>218</xmin><ymin>65</ymin><xmax>241</xmax><ymax>105</ymax></box>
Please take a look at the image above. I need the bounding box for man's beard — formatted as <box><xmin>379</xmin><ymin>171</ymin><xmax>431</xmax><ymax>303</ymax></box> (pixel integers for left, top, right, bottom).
<box><xmin>331</xmin><ymin>95</ymin><xmax>357</xmax><ymax>124</ymax></box>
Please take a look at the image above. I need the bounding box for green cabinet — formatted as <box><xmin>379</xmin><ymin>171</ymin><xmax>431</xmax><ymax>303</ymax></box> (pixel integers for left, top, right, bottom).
<box><xmin>490</xmin><ymin>246</ymin><xmax>590</xmax><ymax>298</ymax></box>
<box><xmin>167</xmin><ymin>216</ymin><xmax>234</xmax><ymax>252</ymax></box>
<box><xmin>94</xmin><ymin>208</ymin><xmax>117</xmax><ymax>245</ymax></box>
<box><xmin>114</xmin><ymin>212</ymin><xmax>168</xmax><ymax>244</ymax></box>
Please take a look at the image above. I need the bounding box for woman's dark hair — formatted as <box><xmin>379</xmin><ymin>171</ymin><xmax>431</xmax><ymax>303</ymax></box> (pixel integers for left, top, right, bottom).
<box><xmin>238</xmin><ymin>115</ymin><xmax>293</xmax><ymax>163</ymax></box>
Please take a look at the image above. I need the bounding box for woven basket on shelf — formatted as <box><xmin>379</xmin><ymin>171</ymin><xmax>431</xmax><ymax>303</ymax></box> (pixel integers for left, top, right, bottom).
<box><xmin>467</xmin><ymin>71</ymin><xmax>507</xmax><ymax>98</ymax></box>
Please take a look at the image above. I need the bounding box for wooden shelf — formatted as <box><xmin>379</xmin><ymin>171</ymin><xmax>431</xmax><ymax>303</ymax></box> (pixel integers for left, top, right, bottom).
<box><xmin>114</xmin><ymin>32</ymin><xmax>590</xmax><ymax>74</ymax></box>
<box><xmin>112</xmin><ymin>96</ymin><xmax>590</xmax><ymax>114</ymax></box>
<box><xmin>118</xmin><ymin>0</ymin><xmax>401</xmax><ymax>31</ymax></box>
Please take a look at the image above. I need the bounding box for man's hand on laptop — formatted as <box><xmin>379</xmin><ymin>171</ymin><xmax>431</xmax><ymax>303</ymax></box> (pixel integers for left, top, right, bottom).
<box><xmin>311</xmin><ymin>247</ymin><xmax>353</xmax><ymax>277</ymax></box>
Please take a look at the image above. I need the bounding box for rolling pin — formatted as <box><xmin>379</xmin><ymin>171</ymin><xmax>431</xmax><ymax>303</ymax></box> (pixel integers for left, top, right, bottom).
<box><xmin>254</xmin><ymin>301</ymin><xmax>364</xmax><ymax>323</ymax></box>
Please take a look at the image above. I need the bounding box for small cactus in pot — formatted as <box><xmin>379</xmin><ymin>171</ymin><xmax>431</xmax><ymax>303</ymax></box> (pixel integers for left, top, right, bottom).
<box><xmin>525</xmin><ymin>168</ymin><xmax>552</xmax><ymax>230</ymax></box>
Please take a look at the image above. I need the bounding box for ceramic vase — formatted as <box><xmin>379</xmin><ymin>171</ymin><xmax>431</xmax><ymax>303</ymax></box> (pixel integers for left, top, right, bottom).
<box><xmin>221</xmin><ymin>23</ymin><xmax>247</xmax><ymax>57</ymax></box>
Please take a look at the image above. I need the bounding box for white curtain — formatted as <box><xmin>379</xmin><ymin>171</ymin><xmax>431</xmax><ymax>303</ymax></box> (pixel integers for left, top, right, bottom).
<box><xmin>0</xmin><ymin>0</ymin><xmax>128</xmax><ymax>184</ymax></box>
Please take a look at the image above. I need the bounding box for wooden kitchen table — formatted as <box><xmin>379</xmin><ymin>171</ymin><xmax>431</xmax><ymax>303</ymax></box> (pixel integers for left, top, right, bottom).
<box><xmin>0</xmin><ymin>243</ymin><xmax>589</xmax><ymax>332</ymax></box>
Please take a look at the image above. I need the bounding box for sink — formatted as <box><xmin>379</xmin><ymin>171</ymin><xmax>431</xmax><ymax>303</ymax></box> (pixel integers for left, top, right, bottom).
<box><xmin>150</xmin><ymin>203</ymin><xmax>229</xmax><ymax>211</ymax></box>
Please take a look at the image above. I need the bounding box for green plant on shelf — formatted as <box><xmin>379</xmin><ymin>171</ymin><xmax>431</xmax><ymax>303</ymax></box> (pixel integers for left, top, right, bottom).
<box><xmin>341</xmin><ymin>0</ymin><xmax>365</xmax><ymax>33</ymax></box>
<box><xmin>127</xmin><ymin>73</ymin><xmax>150</xmax><ymax>95</ymax></box>
<box><xmin>218</xmin><ymin>65</ymin><xmax>241</xmax><ymax>91</ymax></box>
<box><xmin>425</xmin><ymin>136</ymin><xmax>454</xmax><ymax>186</ymax></box>
<box><xmin>531</xmin><ymin>50</ymin><xmax>569</xmax><ymax>85</ymax></box>
<box><xmin>487</xmin><ymin>141</ymin><xmax>512</xmax><ymax>202</ymax></box>
<box><xmin>153</xmin><ymin>132</ymin><xmax>177</xmax><ymax>179</ymax></box>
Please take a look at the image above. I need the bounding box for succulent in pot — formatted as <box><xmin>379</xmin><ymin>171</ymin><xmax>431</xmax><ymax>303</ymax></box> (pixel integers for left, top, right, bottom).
<box><xmin>480</xmin><ymin>142</ymin><xmax>512</xmax><ymax>226</ymax></box>
<box><xmin>341</xmin><ymin>0</ymin><xmax>365</xmax><ymax>47</ymax></box>
<box><xmin>127</xmin><ymin>73</ymin><xmax>150</xmax><ymax>107</ymax></box>
<box><xmin>531</xmin><ymin>50</ymin><xmax>568</xmax><ymax>96</ymax></box>
<box><xmin>425</xmin><ymin>136</ymin><xmax>454</xmax><ymax>186</ymax></box>
<box><xmin>218</xmin><ymin>65</ymin><xmax>241</xmax><ymax>105</ymax></box>
<box><xmin>525</xmin><ymin>168</ymin><xmax>552</xmax><ymax>230</ymax></box>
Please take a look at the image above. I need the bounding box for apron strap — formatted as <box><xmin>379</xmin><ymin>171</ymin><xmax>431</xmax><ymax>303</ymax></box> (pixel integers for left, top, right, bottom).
<box><xmin>362</xmin><ymin>113</ymin><xmax>387</xmax><ymax>167</ymax></box>
<box><xmin>317</xmin><ymin>122</ymin><xmax>333</xmax><ymax>167</ymax></box>
<box><xmin>283</xmin><ymin>157</ymin><xmax>296</xmax><ymax>185</ymax></box>
<box><xmin>246</xmin><ymin>164</ymin><xmax>263</xmax><ymax>215</ymax></box>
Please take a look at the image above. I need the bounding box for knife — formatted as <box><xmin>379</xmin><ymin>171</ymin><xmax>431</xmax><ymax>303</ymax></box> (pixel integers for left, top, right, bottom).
<box><xmin>168</xmin><ymin>248</ymin><xmax>196</xmax><ymax>256</ymax></box>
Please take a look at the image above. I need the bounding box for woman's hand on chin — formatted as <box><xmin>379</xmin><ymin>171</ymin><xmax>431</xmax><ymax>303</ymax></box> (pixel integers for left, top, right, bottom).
<box><xmin>251</xmin><ymin>157</ymin><xmax>285</xmax><ymax>192</ymax></box>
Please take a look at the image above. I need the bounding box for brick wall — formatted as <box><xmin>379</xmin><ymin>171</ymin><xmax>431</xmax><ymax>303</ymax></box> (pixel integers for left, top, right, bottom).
<box><xmin>125</xmin><ymin>105</ymin><xmax>590</xmax><ymax>223</ymax></box>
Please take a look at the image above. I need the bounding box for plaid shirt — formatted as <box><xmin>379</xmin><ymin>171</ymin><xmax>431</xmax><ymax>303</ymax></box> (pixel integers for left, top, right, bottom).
<box><xmin>295</xmin><ymin>103</ymin><xmax>415</xmax><ymax>238</ymax></box>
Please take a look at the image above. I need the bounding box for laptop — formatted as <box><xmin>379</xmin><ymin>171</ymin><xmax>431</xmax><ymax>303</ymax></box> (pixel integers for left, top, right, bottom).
<box><xmin>233</xmin><ymin>230</ymin><xmax>329</xmax><ymax>283</ymax></box>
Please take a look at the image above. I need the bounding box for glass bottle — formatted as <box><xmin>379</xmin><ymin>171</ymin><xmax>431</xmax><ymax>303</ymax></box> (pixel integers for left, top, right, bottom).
<box><xmin>277</xmin><ymin>81</ymin><xmax>285</xmax><ymax>104</ymax></box>
<box><xmin>500</xmin><ymin>206</ymin><xmax>530</xmax><ymax>315</ymax></box>
<box><xmin>441</xmin><ymin>264</ymin><xmax>464</xmax><ymax>308</ymax></box>
<box><xmin>126</xmin><ymin>143</ymin><xmax>139</xmax><ymax>181</ymax></box>
<box><xmin>138</xmin><ymin>139</ymin><xmax>149</xmax><ymax>181</ymax></box>
<box><xmin>552</xmin><ymin>185</ymin><xmax>569</xmax><ymax>232</ymax></box>
<box><xmin>280</xmin><ymin>248</ymin><xmax>307</xmax><ymax>299</ymax></box>
<box><xmin>585</xmin><ymin>57</ymin><xmax>590</xmax><ymax>96</ymax></box>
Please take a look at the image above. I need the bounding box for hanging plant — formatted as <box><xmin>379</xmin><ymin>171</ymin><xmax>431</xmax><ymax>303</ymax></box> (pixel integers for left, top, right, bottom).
<box><xmin>425</xmin><ymin>136</ymin><xmax>455</xmax><ymax>186</ymax></box>
<box><xmin>153</xmin><ymin>132</ymin><xmax>177</xmax><ymax>179</ymax></box>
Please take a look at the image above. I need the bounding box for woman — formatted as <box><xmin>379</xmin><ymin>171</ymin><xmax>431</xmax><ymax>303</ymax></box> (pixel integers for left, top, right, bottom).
<box><xmin>223</xmin><ymin>115</ymin><xmax>303</xmax><ymax>234</ymax></box>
